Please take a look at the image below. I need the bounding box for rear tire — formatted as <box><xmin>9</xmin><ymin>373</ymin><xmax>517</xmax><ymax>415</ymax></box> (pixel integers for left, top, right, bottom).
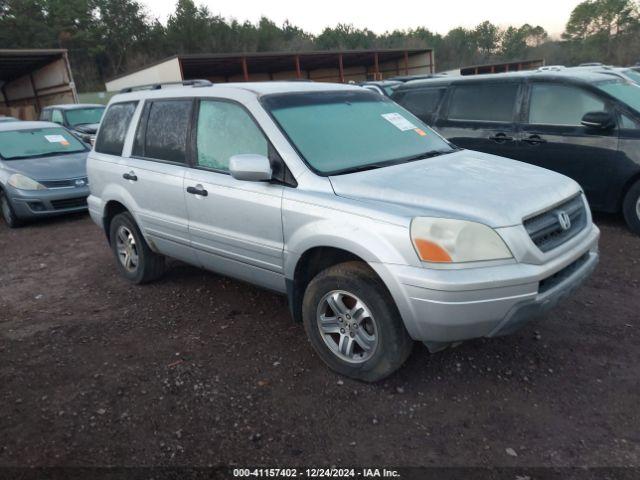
<box><xmin>302</xmin><ymin>261</ymin><xmax>414</xmax><ymax>382</ymax></box>
<box><xmin>109</xmin><ymin>212</ymin><xmax>165</xmax><ymax>284</ymax></box>
<box><xmin>0</xmin><ymin>190</ymin><xmax>22</xmax><ymax>228</ymax></box>
<box><xmin>622</xmin><ymin>180</ymin><xmax>640</xmax><ymax>235</ymax></box>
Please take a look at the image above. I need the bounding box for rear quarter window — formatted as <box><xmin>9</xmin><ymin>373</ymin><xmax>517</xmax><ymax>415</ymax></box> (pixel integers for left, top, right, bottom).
<box><xmin>95</xmin><ymin>102</ymin><xmax>138</xmax><ymax>156</ymax></box>
<box><xmin>447</xmin><ymin>83</ymin><xmax>519</xmax><ymax>122</ymax></box>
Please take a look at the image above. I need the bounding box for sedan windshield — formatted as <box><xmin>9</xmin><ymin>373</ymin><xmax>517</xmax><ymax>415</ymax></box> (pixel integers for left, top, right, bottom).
<box><xmin>0</xmin><ymin>127</ymin><xmax>86</xmax><ymax>160</ymax></box>
<box><xmin>597</xmin><ymin>80</ymin><xmax>640</xmax><ymax>113</ymax></box>
<box><xmin>262</xmin><ymin>91</ymin><xmax>453</xmax><ymax>175</ymax></box>
<box><xmin>64</xmin><ymin>107</ymin><xmax>105</xmax><ymax>127</ymax></box>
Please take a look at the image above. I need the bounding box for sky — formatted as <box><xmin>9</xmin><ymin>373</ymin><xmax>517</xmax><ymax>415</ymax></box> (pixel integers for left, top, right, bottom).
<box><xmin>141</xmin><ymin>0</ymin><xmax>582</xmax><ymax>37</ymax></box>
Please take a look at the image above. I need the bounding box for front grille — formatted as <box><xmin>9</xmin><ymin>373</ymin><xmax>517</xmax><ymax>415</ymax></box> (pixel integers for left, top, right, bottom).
<box><xmin>524</xmin><ymin>194</ymin><xmax>587</xmax><ymax>252</ymax></box>
<box><xmin>41</xmin><ymin>177</ymin><xmax>88</xmax><ymax>189</ymax></box>
<box><xmin>51</xmin><ymin>196</ymin><xmax>88</xmax><ymax>210</ymax></box>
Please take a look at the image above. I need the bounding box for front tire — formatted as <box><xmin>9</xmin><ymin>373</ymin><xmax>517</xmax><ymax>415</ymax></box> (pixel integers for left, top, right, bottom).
<box><xmin>109</xmin><ymin>212</ymin><xmax>165</xmax><ymax>284</ymax></box>
<box><xmin>302</xmin><ymin>261</ymin><xmax>414</xmax><ymax>382</ymax></box>
<box><xmin>623</xmin><ymin>180</ymin><xmax>640</xmax><ymax>235</ymax></box>
<box><xmin>0</xmin><ymin>190</ymin><xmax>22</xmax><ymax>228</ymax></box>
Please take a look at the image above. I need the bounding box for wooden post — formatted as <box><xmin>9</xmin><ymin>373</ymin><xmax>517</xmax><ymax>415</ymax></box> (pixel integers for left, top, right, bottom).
<box><xmin>404</xmin><ymin>51</ymin><xmax>409</xmax><ymax>75</ymax></box>
<box><xmin>241</xmin><ymin>57</ymin><xmax>249</xmax><ymax>81</ymax></box>
<box><xmin>338</xmin><ymin>53</ymin><xmax>344</xmax><ymax>83</ymax></box>
<box><xmin>295</xmin><ymin>55</ymin><xmax>302</xmax><ymax>79</ymax></box>
<box><xmin>429</xmin><ymin>50</ymin><xmax>434</xmax><ymax>74</ymax></box>
<box><xmin>374</xmin><ymin>52</ymin><xmax>380</xmax><ymax>80</ymax></box>
<box><xmin>29</xmin><ymin>73</ymin><xmax>41</xmax><ymax>112</ymax></box>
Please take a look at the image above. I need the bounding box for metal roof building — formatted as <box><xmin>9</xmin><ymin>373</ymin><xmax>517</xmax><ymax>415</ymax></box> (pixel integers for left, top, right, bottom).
<box><xmin>105</xmin><ymin>48</ymin><xmax>435</xmax><ymax>92</ymax></box>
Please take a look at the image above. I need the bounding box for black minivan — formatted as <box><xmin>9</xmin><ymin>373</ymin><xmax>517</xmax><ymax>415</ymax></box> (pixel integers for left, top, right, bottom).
<box><xmin>392</xmin><ymin>70</ymin><xmax>640</xmax><ymax>233</ymax></box>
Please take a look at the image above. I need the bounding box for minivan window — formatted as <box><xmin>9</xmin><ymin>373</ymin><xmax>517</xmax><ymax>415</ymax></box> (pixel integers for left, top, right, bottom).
<box><xmin>529</xmin><ymin>83</ymin><xmax>605</xmax><ymax>126</ymax></box>
<box><xmin>95</xmin><ymin>102</ymin><xmax>138</xmax><ymax>156</ymax></box>
<box><xmin>0</xmin><ymin>127</ymin><xmax>86</xmax><ymax>160</ymax></box>
<box><xmin>448</xmin><ymin>83</ymin><xmax>518</xmax><ymax>122</ymax></box>
<box><xmin>196</xmin><ymin>100</ymin><xmax>268</xmax><ymax>171</ymax></box>
<box><xmin>142</xmin><ymin>99</ymin><xmax>192</xmax><ymax>163</ymax></box>
<box><xmin>396</xmin><ymin>88</ymin><xmax>445</xmax><ymax>119</ymax></box>
<box><xmin>597</xmin><ymin>80</ymin><xmax>640</xmax><ymax>114</ymax></box>
<box><xmin>263</xmin><ymin>91</ymin><xmax>453</xmax><ymax>175</ymax></box>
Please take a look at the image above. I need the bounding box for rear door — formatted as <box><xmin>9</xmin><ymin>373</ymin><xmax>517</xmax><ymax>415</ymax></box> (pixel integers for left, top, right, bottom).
<box><xmin>125</xmin><ymin>98</ymin><xmax>197</xmax><ymax>263</ymax></box>
<box><xmin>514</xmin><ymin>80</ymin><xmax>618</xmax><ymax>209</ymax></box>
<box><xmin>184</xmin><ymin>98</ymin><xmax>286</xmax><ymax>292</ymax></box>
<box><xmin>435</xmin><ymin>80</ymin><xmax>522</xmax><ymax>159</ymax></box>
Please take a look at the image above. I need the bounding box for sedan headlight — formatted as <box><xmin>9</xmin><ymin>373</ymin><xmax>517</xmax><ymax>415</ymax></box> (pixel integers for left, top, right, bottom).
<box><xmin>7</xmin><ymin>173</ymin><xmax>46</xmax><ymax>191</ymax></box>
<box><xmin>411</xmin><ymin>217</ymin><xmax>512</xmax><ymax>263</ymax></box>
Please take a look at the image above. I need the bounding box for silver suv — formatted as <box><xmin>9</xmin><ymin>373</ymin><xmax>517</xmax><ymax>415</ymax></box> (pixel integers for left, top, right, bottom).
<box><xmin>87</xmin><ymin>80</ymin><xmax>600</xmax><ymax>381</ymax></box>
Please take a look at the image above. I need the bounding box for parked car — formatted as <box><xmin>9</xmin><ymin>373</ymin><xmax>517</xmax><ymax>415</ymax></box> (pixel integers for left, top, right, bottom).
<box><xmin>392</xmin><ymin>69</ymin><xmax>640</xmax><ymax>233</ymax></box>
<box><xmin>87</xmin><ymin>81</ymin><xmax>599</xmax><ymax>381</ymax></box>
<box><xmin>0</xmin><ymin>121</ymin><xmax>90</xmax><ymax>227</ymax></box>
<box><xmin>39</xmin><ymin>104</ymin><xmax>105</xmax><ymax>145</ymax></box>
<box><xmin>359</xmin><ymin>80</ymin><xmax>402</xmax><ymax>97</ymax></box>
<box><xmin>0</xmin><ymin>116</ymin><xmax>19</xmax><ymax>123</ymax></box>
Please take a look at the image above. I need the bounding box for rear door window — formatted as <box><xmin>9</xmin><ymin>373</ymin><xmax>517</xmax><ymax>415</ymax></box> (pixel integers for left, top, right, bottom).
<box><xmin>528</xmin><ymin>83</ymin><xmax>606</xmax><ymax>126</ymax></box>
<box><xmin>94</xmin><ymin>101</ymin><xmax>138</xmax><ymax>156</ymax></box>
<box><xmin>396</xmin><ymin>88</ymin><xmax>445</xmax><ymax>120</ymax></box>
<box><xmin>135</xmin><ymin>99</ymin><xmax>192</xmax><ymax>163</ymax></box>
<box><xmin>447</xmin><ymin>83</ymin><xmax>519</xmax><ymax>122</ymax></box>
<box><xmin>51</xmin><ymin>109</ymin><xmax>64</xmax><ymax>124</ymax></box>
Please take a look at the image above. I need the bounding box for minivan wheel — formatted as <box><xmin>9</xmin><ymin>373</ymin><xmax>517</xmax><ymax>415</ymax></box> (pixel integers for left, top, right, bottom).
<box><xmin>302</xmin><ymin>261</ymin><xmax>414</xmax><ymax>382</ymax></box>
<box><xmin>109</xmin><ymin>212</ymin><xmax>165</xmax><ymax>284</ymax></box>
<box><xmin>622</xmin><ymin>180</ymin><xmax>640</xmax><ymax>235</ymax></box>
<box><xmin>0</xmin><ymin>190</ymin><xmax>22</xmax><ymax>228</ymax></box>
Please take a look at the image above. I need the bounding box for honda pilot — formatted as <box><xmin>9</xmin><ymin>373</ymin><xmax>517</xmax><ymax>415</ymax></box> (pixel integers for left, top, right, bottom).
<box><xmin>87</xmin><ymin>81</ymin><xmax>599</xmax><ymax>381</ymax></box>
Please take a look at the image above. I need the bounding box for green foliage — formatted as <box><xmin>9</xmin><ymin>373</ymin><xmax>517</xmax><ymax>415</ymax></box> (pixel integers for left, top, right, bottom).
<box><xmin>1</xmin><ymin>0</ymin><xmax>639</xmax><ymax>92</ymax></box>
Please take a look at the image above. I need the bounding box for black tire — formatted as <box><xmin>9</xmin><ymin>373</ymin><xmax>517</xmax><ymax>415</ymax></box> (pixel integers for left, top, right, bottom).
<box><xmin>109</xmin><ymin>212</ymin><xmax>165</xmax><ymax>284</ymax></box>
<box><xmin>0</xmin><ymin>189</ymin><xmax>22</xmax><ymax>228</ymax></box>
<box><xmin>623</xmin><ymin>180</ymin><xmax>640</xmax><ymax>235</ymax></box>
<box><xmin>302</xmin><ymin>261</ymin><xmax>414</xmax><ymax>382</ymax></box>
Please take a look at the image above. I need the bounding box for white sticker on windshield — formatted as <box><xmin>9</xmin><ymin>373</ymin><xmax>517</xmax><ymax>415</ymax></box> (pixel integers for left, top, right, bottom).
<box><xmin>45</xmin><ymin>134</ymin><xmax>69</xmax><ymax>146</ymax></box>
<box><xmin>381</xmin><ymin>112</ymin><xmax>417</xmax><ymax>131</ymax></box>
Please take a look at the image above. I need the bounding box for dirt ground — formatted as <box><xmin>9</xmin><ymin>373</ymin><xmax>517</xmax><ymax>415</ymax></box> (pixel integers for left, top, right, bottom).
<box><xmin>0</xmin><ymin>212</ymin><xmax>638</xmax><ymax>469</ymax></box>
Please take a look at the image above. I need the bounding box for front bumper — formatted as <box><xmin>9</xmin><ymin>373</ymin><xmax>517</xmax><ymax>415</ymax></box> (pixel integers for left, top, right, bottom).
<box><xmin>7</xmin><ymin>185</ymin><xmax>90</xmax><ymax>219</ymax></box>
<box><xmin>372</xmin><ymin>224</ymin><xmax>600</xmax><ymax>344</ymax></box>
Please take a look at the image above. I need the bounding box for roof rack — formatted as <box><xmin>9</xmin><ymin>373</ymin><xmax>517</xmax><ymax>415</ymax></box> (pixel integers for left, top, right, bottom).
<box><xmin>120</xmin><ymin>79</ymin><xmax>213</xmax><ymax>94</ymax></box>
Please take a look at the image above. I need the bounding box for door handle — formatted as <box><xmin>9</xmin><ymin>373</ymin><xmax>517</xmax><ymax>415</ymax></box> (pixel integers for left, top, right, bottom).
<box><xmin>522</xmin><ymin>135</ymin><xmax>547</xmax><ymax>145</ymax></box>
<box><xmin>488</xmin><ymin>133</ymin><xmax>514</xmax><ymax>143</ymax></box>
<box><xmin>186</xmin><ymin>185</ymin><xmax>208</xmax><ymax>197</ymax></box>
<box><xmin>122</xmin><ymin>171</ymin><xmax>137</xmax><ymax>181</ymax></box>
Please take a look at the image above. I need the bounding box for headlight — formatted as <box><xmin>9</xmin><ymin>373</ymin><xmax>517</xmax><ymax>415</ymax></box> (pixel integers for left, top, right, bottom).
<box><xmin>7</xmin><ymin>174</ymin><xmax>46</xmax><ymax>191</ymax></box>
<box><xmin>411</xmin><ymin>217</ymin><xmax>512</xmax><ymax>263</ymax></box>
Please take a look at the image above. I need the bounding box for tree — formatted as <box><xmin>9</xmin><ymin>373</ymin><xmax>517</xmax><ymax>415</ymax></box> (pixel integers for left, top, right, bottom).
<box><xmin>474</xmin><ymin>21</ymin><xmax>501</xmax><ymax>56</ymax></box>
<box><xmin>564</xmin><ymin>0</ymin><xmax>639</xmax><ymax>40</ymax></box>
<box><xmin>501</xmin><ymin>24</ymin><xmax>548</xmax><ymax>59</ymax></box>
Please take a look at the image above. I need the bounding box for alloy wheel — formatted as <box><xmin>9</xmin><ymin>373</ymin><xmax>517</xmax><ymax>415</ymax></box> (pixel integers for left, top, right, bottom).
<box><xmin>115</xmin><ymin>225</ymin><xmax>139</xmax><ymax>272</ymax></box>
<box><xmin>316</xmin><ymin>290</ymin><xmax>378</xmax><ymax>363</ymax></box>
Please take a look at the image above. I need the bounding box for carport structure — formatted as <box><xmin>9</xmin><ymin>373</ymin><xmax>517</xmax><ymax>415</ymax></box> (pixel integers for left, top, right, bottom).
<box><xmin>0</xmin><ymin>49</ymin><xmax>78</xmax><ymax>118</ymax></box>
<box><xmin>105</xmin><ymin>48</ymin><xmax>435</xmax><ymax>92</ymax></box>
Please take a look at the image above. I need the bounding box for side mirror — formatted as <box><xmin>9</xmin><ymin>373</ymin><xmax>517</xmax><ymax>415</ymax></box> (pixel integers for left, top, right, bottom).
<box><xmin>581</xmin><ymin>111</ymin><xmax>615</xmax><ymax>130</ymax></box>
<box><xmin>229</xmin><ymin>154</ymin><xmax>272</xmax><ymax>182</ymax></box>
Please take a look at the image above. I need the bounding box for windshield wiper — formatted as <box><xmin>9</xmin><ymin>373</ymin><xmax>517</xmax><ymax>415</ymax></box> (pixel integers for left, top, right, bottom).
<box><xmin>332</xmin><ymin>163</ymin><xmax>390</xmax><ymax>175</ymax></box>
<box><xmin>330</xmin><ymin>148</ymin><xmax>459</xmax><ymax>176</ymax></box>
<box><xmin>395</xmin><ymin>148</ymin><xmax>458</xmax><ymax>164</ymax></box>
<box><xmin>4</xmin><ymin>150</ymin><xmax>84</xmax><ymax>160</ymax></box>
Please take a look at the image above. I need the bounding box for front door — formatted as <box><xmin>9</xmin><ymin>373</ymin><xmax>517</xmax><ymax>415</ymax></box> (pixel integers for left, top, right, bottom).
<box><xmin>434</xmin><ymin>81</ymin><xmax>522</xmax><ymax>160</ymax></box>
<box><xmin>184</xmin><ymin>99</ymin><xmax>285</xmax><ymax>292</ymax></box>
<box><xmin>514</xmin><ymin>81</ymin><xmax>618</xmax><ymax>209</ymax></box>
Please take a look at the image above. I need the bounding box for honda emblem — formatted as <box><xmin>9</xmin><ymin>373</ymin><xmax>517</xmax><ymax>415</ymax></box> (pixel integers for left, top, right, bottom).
<box><xmin>556</xmin><ymin>210</ymin><xmax>571</xmax><ymax>231</ymax></box>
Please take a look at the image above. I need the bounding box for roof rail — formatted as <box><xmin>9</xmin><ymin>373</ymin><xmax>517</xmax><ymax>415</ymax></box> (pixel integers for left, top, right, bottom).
<box><xmin>120</xmin><ymin>79</ymin><xmax>212</xmax><ymax>94</ymax></box>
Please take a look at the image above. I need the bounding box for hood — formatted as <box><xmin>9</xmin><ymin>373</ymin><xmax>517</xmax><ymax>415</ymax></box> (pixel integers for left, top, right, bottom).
<box><xmin>328</xmin><ymin>150</ymin><xmax>581</xmax><ymax>228</ymax></box>
<box><xmin>3</xmin><ymin>151</ymin><xmax>88</xmax><ymax>181</ymax></box>
<box><xmin>72</xmin><ymin>123</ymin><xmax>99</xmax><ymax>134</ymax></box>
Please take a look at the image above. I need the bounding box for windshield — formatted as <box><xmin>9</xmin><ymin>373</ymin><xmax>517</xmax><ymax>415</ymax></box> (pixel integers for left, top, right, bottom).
<box><xmin>597</xmin><ymin>80</ymin><xmax>640</xmax><ymax>113</ymax></box>
<box><xmin>0</xmin><ymin>127</ymin><xmax>86</xmax><ymax>160</ymax></box>
<box><xmin>64</xmin><ymin>107</ymin><xmax>105</xmax><ymax>127</ymax></box>
<box><xmin>263</xmin><ymin>91</ymin><xmax>453</xmax><ymax>175</ymax></box>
